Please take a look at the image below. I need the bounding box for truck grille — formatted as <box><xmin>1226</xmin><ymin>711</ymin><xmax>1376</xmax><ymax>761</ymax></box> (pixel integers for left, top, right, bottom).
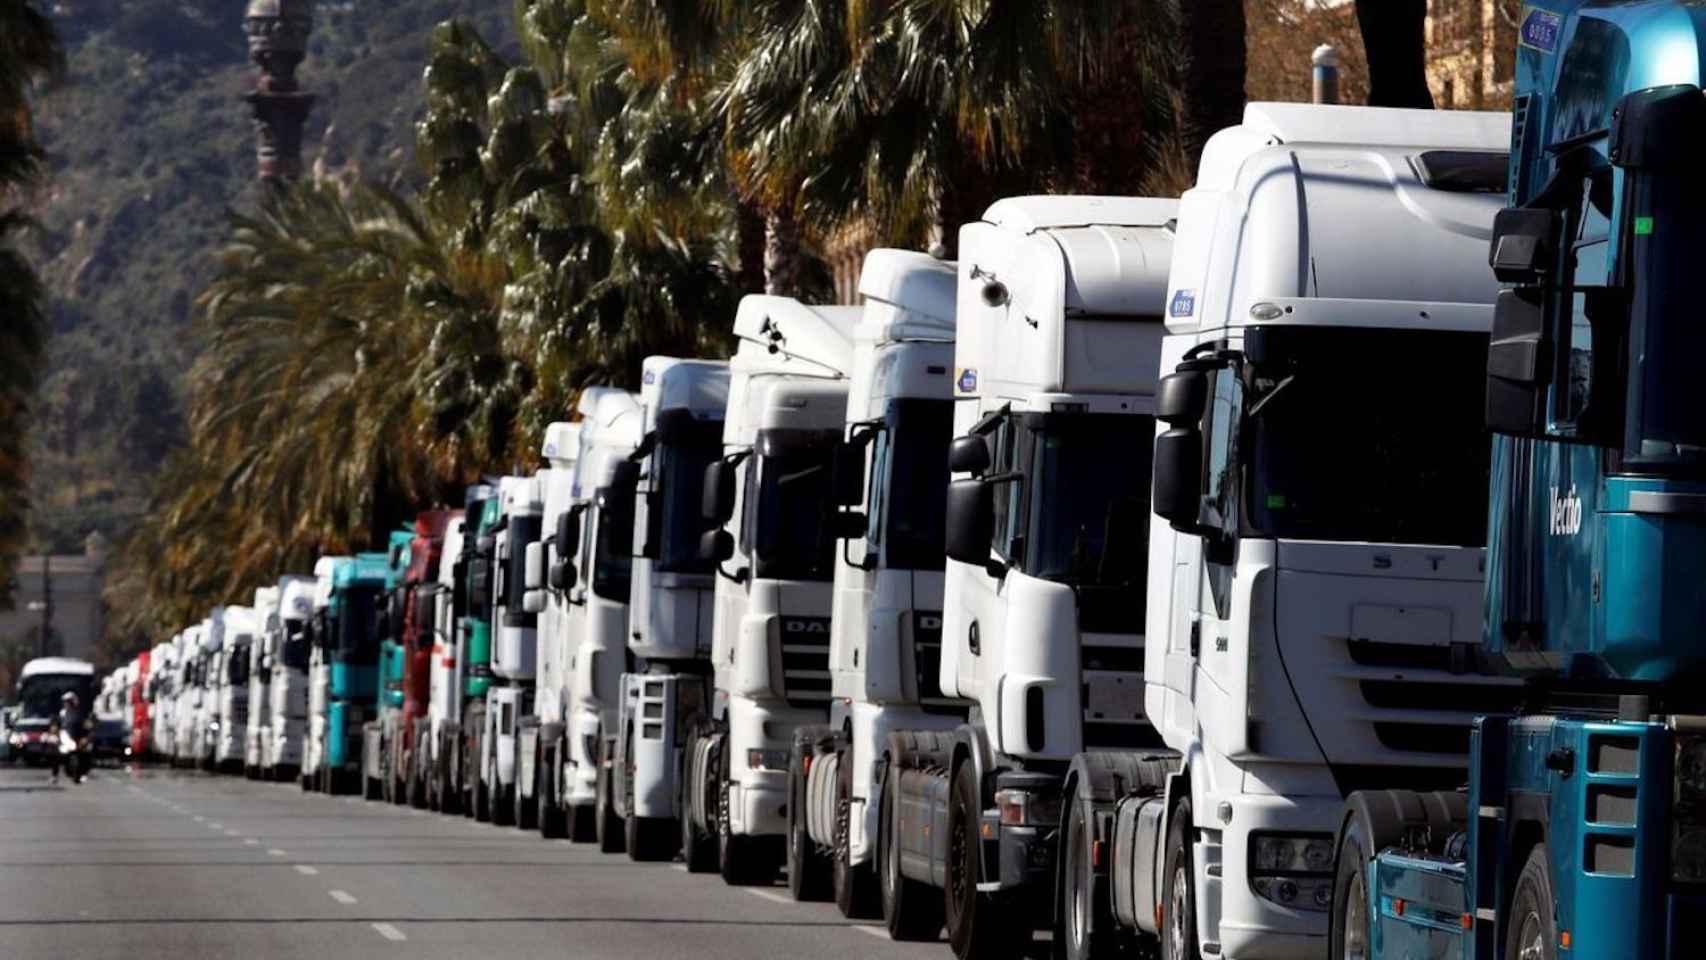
<box><xmin>1342</xmin><ymin>639</ymin><xmax>1523</xmax><ymax>758</ymax></box>
<box><xmin>1081</xmin><ymin>640</ymin><xmax>1158</xmax><ymax>749</ymax></box>
<box><xmin>778</xmin><ymin>616</ymin><xmax>832</xmax><ymax>709</ymax></box>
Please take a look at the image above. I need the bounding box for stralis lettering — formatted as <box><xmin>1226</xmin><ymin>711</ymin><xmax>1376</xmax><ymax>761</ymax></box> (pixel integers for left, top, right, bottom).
<box><xmin>1549</xmin><ymin>485</ymin><xmax>1583</xmax><ymax>536</ymax></box>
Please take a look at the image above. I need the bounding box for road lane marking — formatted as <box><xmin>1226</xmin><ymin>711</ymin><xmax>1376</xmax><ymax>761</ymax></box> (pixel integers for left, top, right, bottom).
<box><xmin>294</xmin><ymin>865</ymin><xmax>319</xmax><ymax>876</ymax></box>
<box><xmin>192</xmin><ymin>816</ymin><xmax>204</xmax><ymax>822</ymax></box>
<box><xmin>328</xmin><ymin>890</ymin><xmax>358</xmax><ymax>905</ymax></box>
<box><xmin>745</xmin><ymin>889</ymin><xmax>794</xmax><ymax>905</ymax></box>
<box><xmin>225</xmin><ymin>830</ymin><xmax>240</xmax><ymax>837</ymax></box>
<box><xmin>244</xmin><ymin>839</ymin><xmax>259</xmax><ymax>845</ymax></box>
<box><xmin>372</xmin><ymin>923</ymin><xmax>406</xmax><ymax>941</ymax></box>
<box><xmin>852</xmin><ymin>925</ymin><xmax>890</xmax><ymax>939</ymax></box>
<box><xmin>209</xmin><ymin>823</ymin><xmax>224</xmax><ymax>830</ymax></box>
<box><xmin>672</xmin><ymin>864</ymin><xmax>687</xmax><ymax>871</ymax></box>
<box><xmin>267</xmin><ymin>849</ymin><xmax>286</xmax><ymax>857</ymax></box>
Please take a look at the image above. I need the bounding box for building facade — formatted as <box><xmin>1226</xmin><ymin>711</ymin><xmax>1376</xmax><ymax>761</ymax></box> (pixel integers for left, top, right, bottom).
<box><xmin>0</xmin><ymin>534</ymin><xmax>108</xmax><ymax>690</ymax></box>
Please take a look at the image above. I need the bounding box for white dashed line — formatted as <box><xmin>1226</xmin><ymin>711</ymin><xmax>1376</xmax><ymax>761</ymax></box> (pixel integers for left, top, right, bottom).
<box><xmin>293</xmin><ymin>865</ymin><xmax>319</xmax><ymax>876</ymax></box>
<box><xmin>209</xmin><ymin>823</ymin><xmax>224</xmax><ymax>830</ymax></box>
<box><xmin>267</xmin><ymin>849</ymin><xmax>286</xmax><ymax>857</ymax></box>
<box><xmin>852</xmin><ymin>925</ymin><xmax>890</xmax><ymax>939</ymax></box>
<box><xmin>372</xmin><ymin>923</ymin><xmax>407</xmax><ymax>942</ymax></box>
<box><xmin>328</xmin><ymin>890</ymin><xmax>358</xmax><ymax>905</ymax></box>
<box><xmin>225</xmin><ymin>830</ymin><xmax>240</xmax><ymax>837</ymax></box>
<box><xmin>672</xmin><ymin>864</ymin><xmax>687</xmax><ymax>871</ymax></box>
<box><xmin>744</xmin><ymin>889</ymin><xmax>794</xmax><ymax>906</ymax></box>
<box><xmin>244</xmin><ymin>839</ymin><xmax>259</xmax><ymax>845</ymax></box>
<box><xmin>192</xmin><ymin>816</ymin><xmax>205</xmax><ymax>822</ymax></box>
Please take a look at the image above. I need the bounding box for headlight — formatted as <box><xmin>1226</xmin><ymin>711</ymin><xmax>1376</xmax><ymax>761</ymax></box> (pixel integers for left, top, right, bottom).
<box><xmin>1674</xmin><ymin>735</ymin><xmax>1706</xmax><ymax>882</ymax></box>
<box><xmin>209</xmin><ymin>720</ymin><xmax>220</xmax><ymax>732</ymax></box>
<box><xmin>746</xmin><ymin>749</ymin><xmax>789</xmax><ymax>771</ymax></box>
<box><xmin>994</xmin><ymin>788</ymin><xmax>1061</xmax><ymax>827</ymax></box>
<box><xmin>1250</xmin><ymin>833</ymin><xmax>1336</xmax><ymax>913</ymax></box>
<box><xmin>7</xmin><ymin>734</ymin><xmax>20</xmax><ymax>748</ymax></box>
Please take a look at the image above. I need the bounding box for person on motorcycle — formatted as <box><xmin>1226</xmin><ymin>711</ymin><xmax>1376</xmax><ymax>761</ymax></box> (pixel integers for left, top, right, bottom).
<box><xmin>50</xmin><ymin>692</ymin><xmax>88</xmax><ymax>784</ymax></box>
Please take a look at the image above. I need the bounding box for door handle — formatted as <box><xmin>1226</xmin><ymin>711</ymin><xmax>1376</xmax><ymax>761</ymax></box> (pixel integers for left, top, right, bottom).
<box><xmin>1189</xmin><ymin>621</ymin><xmax>1201</xmax><ymax>659</ymax></box>
<box><xmin>968</xmin><ymin>622</ymin><xmax>981</xmax><ymax>656</ymax></box>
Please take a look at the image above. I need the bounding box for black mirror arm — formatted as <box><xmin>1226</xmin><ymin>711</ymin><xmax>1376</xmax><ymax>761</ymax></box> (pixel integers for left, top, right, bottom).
<box><xmin>716</xmin><ymin>563</ymin><xmax>749</xmax><ymax>585</ymax></box>
<box><xmin>842</xmin><ymin>537</ymin><xmax>876</xmax><ymax>572</ymax></box>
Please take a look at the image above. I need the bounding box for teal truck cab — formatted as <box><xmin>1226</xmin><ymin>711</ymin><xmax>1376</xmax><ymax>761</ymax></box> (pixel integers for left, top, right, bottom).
<box><xmin>362</xmin><ymin>529</ymin><xmax>414</xmax><ymax>801</ymax></box>
<box><xmin>1330</xmin><ymin>4</ymin><xmax>1706</xmax><ymax>957</ymax></box>
<box><xmin>316</xmin><ymin>553</ymin><xmax>387</xmax><ymax>794</ymax></box>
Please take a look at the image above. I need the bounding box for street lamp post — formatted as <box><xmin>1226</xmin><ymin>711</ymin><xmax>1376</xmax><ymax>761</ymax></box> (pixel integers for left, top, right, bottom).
<box><xmin>25</xmin><ymin>554</ymin><xmax>51</xmax><ymax>658</ymax></box>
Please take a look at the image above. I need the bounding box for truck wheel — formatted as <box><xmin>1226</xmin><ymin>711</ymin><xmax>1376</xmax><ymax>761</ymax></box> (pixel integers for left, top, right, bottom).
<box><xmin>833</xmin><ymin>757</ymin><xmax>878</xmax><ymax>919</ymax></box>
<box><xmin>1161</xmin><ymin>798</ymin><xmax>1201</xmax><ymax>960</ymax></box>
<box><xmin>628</xmin><ymin>816</ymin><xmax>677</xmax><ymax>862</ymax></box>
<box><xmin>1061</xmin><ymin>797</ymin><xmax>1113</xmax><ymax>960</ymax></box>
<box><xmin>787</xmin><ymin>759</ymin><xmax>831</xmax><ymax>901</ymax></box>
<box><xmin>880</xmin><ymin>766</ymin><xmax>942</xmax><ymax>941</ymax></box>
<box><xmin>517</xmin><ymin>779</ymin><xmax>538</xmax><ymax>831</ymax></box>
<box><xmin>682</xmin><ymin>800</ymin><xmax>717</xmax><ymax>872</ymax></box>
<box><xmin>364</xmin><ymin>773</ymin><xmax>382</xmax><ymax>801</ymax></box>
<box><xmin>493</xmin><ymin>777</ymin><xmax>515</xmax><ymax>827</ymax></box>
<box><xmin>300</xmin><ymin>772</ymin><xmax>312</xmax><ymax>793</ymax></box>
<box><xmin>568</xmin><ymin>804</ymin><xmax>597</xmax><ymax>844</ymax></box>
<box><xmin>1505</xmin><ymin>845</ymin><xmax>1558</xmax><ymax>960</ymax></box>
<box><xmin>1329</xmin><ymin>806</ymin><xmax>1376</xmax><ymax>960</ymax></box>
<box><xmin>537</xmin><ymin>744</ymin><xmax>564</xmax><ymax>838</ymax></box>
<box><xmin>719</xmin><ymin>778</ymin><xmax>777</xmax><ymax>886</ymax></box>
<box><xmin>409</xmin><ymin>754</ymin><xmax>428</xmax><ymax>810</ymax></box>
<box><xmin>945</xmin><ymin>761</ymin><xmax>1028</xmax><ymax>960</ymax></box>
<box><xmin>596</xmin><ymin>761</ymin><xmax>625</xmax><ymax>854</ymax></box>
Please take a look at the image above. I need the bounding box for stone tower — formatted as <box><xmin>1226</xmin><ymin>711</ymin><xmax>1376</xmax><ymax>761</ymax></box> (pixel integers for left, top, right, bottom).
<box><xmin>243</xmin><ymin>0</ymin><xmax>316</xmax><ymax>181</ymax></box>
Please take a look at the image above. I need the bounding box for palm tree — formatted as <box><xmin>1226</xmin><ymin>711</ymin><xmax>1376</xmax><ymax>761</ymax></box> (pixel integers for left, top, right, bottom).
<box><xmin>1168</xmin><ymin>0</ymin><xmax>1247</xmax><ymax>170</ymax></box>
<box><xmin>0</xmin><ymin>1</ymin><xmax>61</xmax><ymax>611</ymax></box>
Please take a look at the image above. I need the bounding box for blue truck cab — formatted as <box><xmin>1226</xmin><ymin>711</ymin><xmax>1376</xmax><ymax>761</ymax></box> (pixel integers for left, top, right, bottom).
<box><xmin>1330</xmin><ymin>4</ymin><xmax>1706</xmax><ymax>958</ymax></box>
<box><xmin>323</xmin><ymin>553</ymin><xmax>389</xmax><ymax>794</ymax></box>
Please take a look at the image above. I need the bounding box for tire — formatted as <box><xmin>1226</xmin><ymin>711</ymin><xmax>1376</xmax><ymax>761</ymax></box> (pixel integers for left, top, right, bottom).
<box><xmin>1161</xmin><ymin>798</ymin><xmax>1201</xmax><ymax>960</ymax></box>
<box><xmin>945</xmin><ymin>762</ymin><xmax>1027</xmax><ymax>960</ymax></box>
<box><xmin>719</xmin><ymin>765</ymin><xmax>777</xmax><ymax>886</ymax></box>
<box><xmin>475</xmin><ymin>774</ymin><xmax>492</xmax><ymax>823</ymax></box>
<box><xmin>833</xmin><ymin>750</ymin><xmax>879</xmax><ymax>919</ymax></box>
<box><xmin>568</xmin><ymin>804</ymin><xmax>597</xmax><ymax>844</ymax></box>
<box><xmin>880</xmin><ymin>765</ymin><xmax>943</xmax><ymax>941</ymax></box>
<box><xmin>517</xmin><ymin>779</ymin><xmax>538</xmax><ymax>831</ymax></box>
<box><xmin>628</xmin><ymin>816</ymin><xmax>678</xmax><ymax>862</ymax></box>
<box><xmin>1504</xmin><ymin>845</ymin><xmax>1558</xmax><ymax>960</ymax></box>
<box><xmin>787</xmin><ymin>759</ymin><xmax>831</xmax><ymax>901</ymax></box>
<box><xmin>300</xmin><ymin>772</ymin><xmax>312</xmax><ymax>793</ymax></box>
<box><xmin>538</xmin><ymin>744</ymin><xmax>565</xmax><ymax>838</ymax></box>
<box><xmin>409</xmin><ymin>753</ymin><xmax>428</xmax><ymax>810</ymax></box>
<box><xmin>1060</xmin><ymin>796</ymin><xmax>1116</xmax><ymax>960</ymax></box>
<box><xmin>1329</xmin><ymin>805</ymin><xmax>1375</xmax><ymax>960</ymax></box>
<box><xmin>596</xmin><ymin>759</ymin><xmax>626</xmax><ymax>854</ymax></box>
<box><xmin>682</xmin><ymin>801</ymin><xmax>718</xmax><ymax>872</ymax></box>
<box><xmin>364</xmin><ymin>774</ymin><xmax>382</xmax><ymax>801</ymax></box>
<box><xmin>492</xmin><ymin>777</ymin><xmax>515</xmax><ymax>827</ymax></box>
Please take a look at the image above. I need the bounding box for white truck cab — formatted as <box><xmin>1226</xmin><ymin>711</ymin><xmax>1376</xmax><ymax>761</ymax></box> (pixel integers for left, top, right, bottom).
<box><xmin>246</xmin><ymin>588</ymin><xmax>280</xmax><ymax>778</ymax></box>
<box><xmin>482</xmin><ymin>474</ymin><xmax>543</xmax><ymax>827</ymax></box>
<box><xmin>426</xmin><ymin>510</ymin><xmax>469</xmax><ymax>812</ymax></box>
<box><xmin>214</xmin><ymin>605</ymin><xmax>257</xmax><ymax>773</ymax></box>
<box><xmin>525</xmin><ymin>421</ymin><xmax>583</xmax><ymax>836</ymax></box>
<box><xmin>684</xmin><ymin>296</ymin><xmax>859</xmax><ymax>883</ymax></box>
<box><xmin>302</xmin><ymin>556</ymin><xmax>345</xmax><ymax>790</ymax></box>
<box><xmin>796</xmin><ymin>248</ymin><xmax>962</xmax><ymax>915</ymax></box>
<box><xmin>265</xmin><ymin>575</ymin><xmax>315</xmax><ymax>780</ymax></box>
<box><xmin>1105</xmin><ymin>103</ymin><xmax>1520</xmax><ymax>960</ymax></box>
<box><xmin>884</xmin><ymin>195</ymin><xmax>1177</xmax><ymax>957</ymax></box>
<box><xmin>610</xmin><ymin>357</ymin><xmax>730</xmax><ymax>859</ymax></box>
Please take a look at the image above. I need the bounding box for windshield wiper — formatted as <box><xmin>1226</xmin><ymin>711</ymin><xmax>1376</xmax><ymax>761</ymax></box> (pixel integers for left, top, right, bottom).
<box><xmin>1246</xmin><ymin>374</ymin><xmax>1298</xmax><ymax>418</ymax></box>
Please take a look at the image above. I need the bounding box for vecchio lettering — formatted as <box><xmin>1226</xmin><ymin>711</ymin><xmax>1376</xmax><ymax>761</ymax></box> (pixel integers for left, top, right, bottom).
<box><xmin>1549</xmin><ymin>485</ymin><xmax>1583</xmax><ymax>536</ymax></box>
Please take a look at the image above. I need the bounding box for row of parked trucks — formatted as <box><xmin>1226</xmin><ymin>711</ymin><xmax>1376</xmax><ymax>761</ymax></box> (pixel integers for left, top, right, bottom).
<box><xmin>101</xmin><ymin>12</ymin><xmax>1706</xmax><ymax>954</ymax></box>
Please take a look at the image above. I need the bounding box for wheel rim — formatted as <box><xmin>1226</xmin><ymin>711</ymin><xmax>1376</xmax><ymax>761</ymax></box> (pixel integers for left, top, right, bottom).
<box><xmin>1515</xmin><ymin>911</ymin><xmax>1544</xmax><ymax>960</ymax></box>
<box><xmin>883</xmin><ymin>788</ymin><xmax>899</xmax><ymax>905</ymax></box>
<box><xmin>1168</xmin><ymin>864</ymin><xmax>1189</xmax><ymax>958</ymax></box>
<box><xmin>1342</xmin><ymin>869</ymin><xmax>1368</xmax><ymax>960</ymax></box>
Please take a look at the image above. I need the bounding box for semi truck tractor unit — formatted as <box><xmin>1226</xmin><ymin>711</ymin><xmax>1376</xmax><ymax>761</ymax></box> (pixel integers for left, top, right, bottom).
<box><xmin>212</xmin><ymin>605</ymin><xmax>257</xmax><ymax>774</ymax></box>
<box><xmin>681</xmin><ymin>296</ymin><xmax>859</xmax><ymax>882</ymax></box>
<box><xmin>525</xmin><ymin>393</ymin><xmax>644</xmax><ymax>841</ymax></box>
<box><xmin>425</xmin><ymin>504</ymin><xmax>475</xmax><ymax>814</ymax></box>
<box><xmin>460</xmin><ymin>488</ymin><xmax>503</xmax><ymax>820</ymax></box>
<box><xmin>609</xmin><ymin>357</ymin><xmax>731</xmax><ymax>859</ymax></box>
<box><xmin>874</xmin><ymin>196</ymin><xmax>1176</xmax><ymax>958</ymax></box>
<box><xmin>313</xmin><ymin>554</ymin><xmax>386</xmax><ymax>794</ymax></box>
<box><xmin>395</xmin><ymin>511</ymin><xmax>455</xmax><ymax>808</ymax></box>
<box><xmin>1077</xmin><ymin>104</ymin><xmax>1518</xmax><ymax>960</ymax></box>
<box><xmin>302</xmin><ymin>556</ymin><xmax>345</xmax><ymax>790</ymax></box>
<box><xmin>481</xmin><ymin>475</ymin><xmax>545</xmax><ymax>828</ymax></box>
<box><xmin>1329</xmin><ymin>5</ymin><xmax>1706</xmax><ymax>958</ymax></box>
<box><xmin>244</xmin><ymin>588</ymin><xmax>280</xmax><ymax>778</ymax></box>
<box><xmin>795</xmin><ymin>248</ymin><xmax>963</xmax><ymax>917</ymax></box>
<box><xmin>362</xmin><ymin>528</ymin><xmax>416</xmax><ymax>802</ymax></box>
<box><xmin>263</xmin><ymin>574</ymin><xmax>316</xmax><ymax>781</ymax></box>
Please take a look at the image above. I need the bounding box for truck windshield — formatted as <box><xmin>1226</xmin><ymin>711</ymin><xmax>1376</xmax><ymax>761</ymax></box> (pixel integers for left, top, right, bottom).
<box><xmin>17</xmin><ymin>676</ymin><xmax>94</xmax><ymax>720</ymax></box>
<box><xmin>653</xmin><ymin>428</ymin><xmax>722</xmax><ymax>574</ymax></box>
<box><xmin>282</xmin><ymin>620</ymin><xmax>309</xmax><ymax>670</ymax></box>
<box><xmin>1243</xmin><ymin>326</ymin><xmax>1489</xmax><ymax>546</ymax></box>
<box><xmin>1026</xmin><ymin>414</ymin><xmax>1154</xmax><ymax>586</ymax></box>
<box><xmin>505</xmin><ymin>514</ymin><xmax>542</xmax><ymax>627</ymax></box>
<box><xmin>336</xmin><ymin>586</ymin><xmax>383</xmax><ymax>663</ymax></box>
<box><xmin>228</xmin><ymin>642</ymin><xmax>251</xmax><ymax>686</ymax></box>
<box><xmin>594</xmin><ymin>489</ymin><xmax>635</xmax><ymax>602</ymax></box>
<box><xmin>751</xmin><ymin>435</ymin><xmax>840</xmax><ymax>582</ymax></box>
<box><xmin>876</xmin><ymin>399</ymin><xmax>953</xmax><ymax>571</ymax></box>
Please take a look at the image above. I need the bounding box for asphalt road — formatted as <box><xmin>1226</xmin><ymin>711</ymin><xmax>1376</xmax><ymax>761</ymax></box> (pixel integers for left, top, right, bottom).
<box><xmin>0</xmin><ymin>763</ymin><xmax>961</xmax><ymax>960</ymax></box>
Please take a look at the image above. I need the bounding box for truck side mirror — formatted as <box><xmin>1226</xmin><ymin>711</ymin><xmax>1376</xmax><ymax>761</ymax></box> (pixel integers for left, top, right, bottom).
<box><xmin>414</xmin><ymin>592</ymin><xmax>435</xmax><ymax>638</ymax></box>
<box><xmin>549</xmin><ymin>560</ymin><xmax>575</xmax><ymax>592</ymax></box>
<box><xmin>1152</xmin><ymin>427</ymin><xmax>1205</xmax><ymax>532</ymax></box>
<box><xmin>948</xmin><ymin>435</ymin><xmax>990</xmax><ymax>476</ymax></box>
<box><xmin>830</xmin><ymin>510</ymin><xmax>868</xmax><ymax>541</ymax></box>
<box><xmin>610</xmin><ymin>460</ymin><xmax>641</xmax><ymax>494</ymax></box>
<box><xmin>1156</xmin><ymin>369</ymin><xmax>1209</xmax><ymax>425</ymax></box>
<box><xmin>524</xmin><ymin>541</ymin><xmax>546</xmax><ymax>591</ymax></box>
<box><xmin>943</xmin><ymin>478</ymin><xmax>994</xmax><ymax>568</ymax></box>
<box><xmin>831</xmin><ymin>441</ymin><xmax>866</xmax><ymax>507</ymax></box>
<box><xmin>1485</xmin><ymin>288</ymin><xmax>1552</xmax><ymax>438</ymax></box>
<box><xmin>699</xmin><ymin>528</ymin><xmax>735</xmax><ymax>564</ymax></box>
<box><xmin>470</xmin><ymin>558</ymin><xmax>491</xmax><ymax>610</ymax></box>
<box><xmin>703</xmin><ymin>460</ymin><xmax>737</xmax><ymax>524</ymax></box>
<box><xmin>1488</xmin><ymin>208</ymin><xmax>1562</xmax><ymax>284</ymax></box>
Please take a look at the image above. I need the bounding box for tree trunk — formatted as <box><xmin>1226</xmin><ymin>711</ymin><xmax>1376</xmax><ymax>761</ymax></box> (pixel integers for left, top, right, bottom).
<box><xmin>1169</xmin><ymin>0</ymin><xmax>1247</xmax><ymax>171</ymax></box>
<box><xmin>735</xmin><ymin>200</ymin><xmax>766</xmax><ymax>295</ymax></box>
<box><xmin>763</xmin><ymin>206</ymin><xmax>803</xmax><ymax>297</ymax></box>
<box><xmin>1356</xmin><ymin>0</ymin><xmax>1435</xmax><ymax>109</ymax></box>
